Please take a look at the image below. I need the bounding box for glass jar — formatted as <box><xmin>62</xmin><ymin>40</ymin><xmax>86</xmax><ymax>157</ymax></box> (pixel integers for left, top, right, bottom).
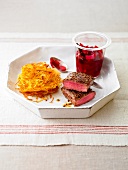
<box><xmin>72</xmin><ymin>31</ymin><xmax>111</xmax><ymax>77</ymax></box>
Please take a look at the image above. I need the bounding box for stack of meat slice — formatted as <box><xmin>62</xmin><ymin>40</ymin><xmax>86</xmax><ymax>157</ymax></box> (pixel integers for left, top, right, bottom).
<box><xmin>61</xmin><ymin>72</ymin><xmax>96</xmax><ymax>106</ymax></box>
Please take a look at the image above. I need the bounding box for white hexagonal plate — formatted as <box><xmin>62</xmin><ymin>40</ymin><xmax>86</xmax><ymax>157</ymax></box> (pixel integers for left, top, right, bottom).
<box><xmin>7</xmin><ymin>45</ymin><xmax>120</xmax><ymax>118</ymax></box>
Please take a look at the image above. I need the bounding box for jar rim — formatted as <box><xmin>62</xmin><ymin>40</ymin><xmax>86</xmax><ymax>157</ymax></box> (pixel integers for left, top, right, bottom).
<box><xmin>72</xmin><ymin>31</ymin><xmax>111</xmax><ymax>51</ymax></box>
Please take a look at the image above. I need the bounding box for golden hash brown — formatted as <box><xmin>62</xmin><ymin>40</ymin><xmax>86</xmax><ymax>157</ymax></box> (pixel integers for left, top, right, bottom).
<box><xmin>16</xmin><ymin>62</ymin><xmax>62</xmax><ymax>101</ymax></box>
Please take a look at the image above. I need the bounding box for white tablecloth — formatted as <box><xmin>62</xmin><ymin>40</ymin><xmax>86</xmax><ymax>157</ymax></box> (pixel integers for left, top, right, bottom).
<box><xmin>0</xmin><ymin>32</ymin><xmax>128</xmax><ymax>146</ymax></box>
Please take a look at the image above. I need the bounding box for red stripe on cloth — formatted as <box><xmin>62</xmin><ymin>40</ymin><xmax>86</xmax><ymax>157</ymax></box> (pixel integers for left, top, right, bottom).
<box><xmin>0</xmin><ymin>125</ymin><xmax>128</xmax><ymax>128</ymax></box>
<box><xmin>0</xmin><ymin>125</ymin><xmax>128</xmax><ymax>135</ymax></box>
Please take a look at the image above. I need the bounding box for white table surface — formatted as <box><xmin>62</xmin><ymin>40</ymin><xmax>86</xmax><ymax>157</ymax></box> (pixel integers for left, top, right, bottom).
<box><xmin>0</xmin><ymin>32</ymin><xmax>128</xmax><ymax>170</ymax></box>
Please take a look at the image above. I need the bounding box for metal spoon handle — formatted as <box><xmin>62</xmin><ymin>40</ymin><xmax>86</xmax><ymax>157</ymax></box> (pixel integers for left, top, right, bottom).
<box><xmin>92</xmin><ymin>81</ymin><xmax>102</xmax><ymax>89</ymax></box>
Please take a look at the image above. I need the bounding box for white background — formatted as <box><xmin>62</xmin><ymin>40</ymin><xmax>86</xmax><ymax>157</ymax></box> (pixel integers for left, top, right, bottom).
<box><xmin>0</xmin><ymin>0</ymin><xmax>128</xmax><ymax>33</ymax></box>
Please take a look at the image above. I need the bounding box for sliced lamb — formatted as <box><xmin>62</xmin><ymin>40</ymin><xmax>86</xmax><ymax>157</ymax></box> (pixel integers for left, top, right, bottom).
<box><xmin>63</xmin><ymin>72</ymin><xmax>94</xmax><ymax>92</ymax></box>
<box><xmin>61</xmin><ymin>87</ymin><xmax>96</xmax><ymax>106</ymax></box>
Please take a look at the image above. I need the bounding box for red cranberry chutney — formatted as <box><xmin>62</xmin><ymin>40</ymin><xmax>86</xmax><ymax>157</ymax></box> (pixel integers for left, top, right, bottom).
<box><xmin>50</xmin><ymin>57</ymin><xmax>66</xmax><ymax>72</ymax></box>
<box><xmin>76</xmin><ymin>43</ymin><xmax>104</xmax><ymax>77</ymax></box>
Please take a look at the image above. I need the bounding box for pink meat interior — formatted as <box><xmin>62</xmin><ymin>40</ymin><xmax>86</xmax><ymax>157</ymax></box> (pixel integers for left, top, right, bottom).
<box><xmin>63</xmin><ymin>81</ymin><xmax>89</xmax><ymax>92</ymax></box>
<box><xmin>75</xmin><ymin>92</ymin><xmax>96</xmax><ymax>106</ymax></box>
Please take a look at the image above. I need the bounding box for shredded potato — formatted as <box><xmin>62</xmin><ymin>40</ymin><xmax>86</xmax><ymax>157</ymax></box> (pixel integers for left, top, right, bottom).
<box><xmin>16</xmin><ymin>62</ymin><xmax>61</xmax><ymax>102</ymax></box>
